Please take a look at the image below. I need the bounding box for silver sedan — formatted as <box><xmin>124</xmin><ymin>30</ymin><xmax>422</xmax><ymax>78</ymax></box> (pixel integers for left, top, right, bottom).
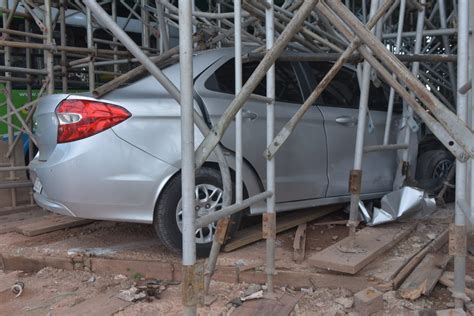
<box><xmin>29</xmin><ymin>48</ymin><xmax>398</xmax><ymax>256</ymax></box>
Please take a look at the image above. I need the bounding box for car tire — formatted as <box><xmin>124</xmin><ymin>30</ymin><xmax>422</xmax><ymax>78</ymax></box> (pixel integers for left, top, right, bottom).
<box><xmin>154</xmin><ymin>167</ymin><xmax>242</xmax><ymax>258</ymax></box>
<box><xmin>416</xmin><ymin>149</ymin><xmax>455</xmax><ymax>201</ymax></box>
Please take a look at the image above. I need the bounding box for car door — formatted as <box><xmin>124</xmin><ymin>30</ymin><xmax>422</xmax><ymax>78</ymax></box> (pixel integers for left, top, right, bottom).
<box><xmin>303</xmin><ymin>61</ymin><xmax>397</xmax><ymax>197</ymax></box>
<box><xmin>195</xmin><ymin>57</ymin><xmax>328</xmax><ymax>202</ymax></box>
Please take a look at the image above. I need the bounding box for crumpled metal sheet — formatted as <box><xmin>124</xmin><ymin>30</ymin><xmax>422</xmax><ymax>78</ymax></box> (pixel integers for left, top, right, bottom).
<box><xmin>359</xmin><ymin>186</ymin><xmax>436</xmax><ymax>226</ymax></box>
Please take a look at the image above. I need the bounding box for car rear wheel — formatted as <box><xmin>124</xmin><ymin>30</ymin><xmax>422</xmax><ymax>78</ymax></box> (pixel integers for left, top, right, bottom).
<box><xmin>154</xmin><ymin>167</ymin><xmax>241</xmax><ymax>257</ymax></box>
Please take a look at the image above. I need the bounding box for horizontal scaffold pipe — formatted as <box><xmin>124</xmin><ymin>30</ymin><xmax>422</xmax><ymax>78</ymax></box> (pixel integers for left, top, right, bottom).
<box><xmin>245</xmin><ymin>52</ymin><xmax>457</xmax><ymax>63</ymax></box>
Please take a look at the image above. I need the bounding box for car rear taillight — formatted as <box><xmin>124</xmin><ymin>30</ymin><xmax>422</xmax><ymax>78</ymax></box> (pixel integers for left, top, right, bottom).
<box><xmin>56</xmin><ymin>99</ymin><xmax>131</xmax><ymax>143</ymax></box>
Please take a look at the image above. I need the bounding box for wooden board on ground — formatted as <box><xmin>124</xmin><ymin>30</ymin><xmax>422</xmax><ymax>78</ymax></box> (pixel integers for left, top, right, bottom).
<box><xmin>293</xmin><ymin>223</ymin><xmax>307</xmax><ymax>263</ymax></box>
<box><xmin>360</xmin><ymin>224</ymin><xmax>448</xmax><ymax>282</ymax></box>
<box><xmin>398</xmin><ymin>253</ymin><xmax>451</xmax><ymax>300</ymax></box>
<box><xmin>308</xmin><ymin>223</ymin><xmax>416</xmax><ymax>274</ymax></box>
<box><xmin>231</xmin><ymin>292</ymin><xmax>303</xmax><ymax>316</ymax></box>
<box><xmin>0</xmin><ymin>205</ymin><xmax>41</xmax><ymax>217</ymax></box>
<box><xmin>0</xmin><ymin>209</ymin><xmax>49</xmax><ymax>234</ymax></box>
<box><xmin>223</xmin><ymin>205</ymin><xmax>342</xmax><ymax>252</ymax></box>
<box><xmin>16</xmin><ymin>214</ymin><xmax>94</xmax><ymax>236</ymax></box>
<box><xmin>51</xmin><ymin>289</ymin><xmax>131</xmax><ymax>316</ymax></box>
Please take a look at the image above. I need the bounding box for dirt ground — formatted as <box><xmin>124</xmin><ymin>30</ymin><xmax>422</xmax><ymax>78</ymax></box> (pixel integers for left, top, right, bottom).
<box><xmin>0</xmin><ymin>206</ymin><xmax>473</xmax><ymax>315</ymax></box>
<box><xmin>1</xmin><ymin>266</ymin><xmax>472</xmax><ymax>315</ymax></box>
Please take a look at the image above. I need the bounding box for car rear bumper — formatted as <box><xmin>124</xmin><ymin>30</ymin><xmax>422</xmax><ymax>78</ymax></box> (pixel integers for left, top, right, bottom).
<box><xmin>29</xmin><ymin>129</ymin><xmax>178</xmax><ymax>224</ymax></box>
<box><xmin>34</xmin><ymin>192</ymin><xmax>77</xmax><ymax>217</ymax></box>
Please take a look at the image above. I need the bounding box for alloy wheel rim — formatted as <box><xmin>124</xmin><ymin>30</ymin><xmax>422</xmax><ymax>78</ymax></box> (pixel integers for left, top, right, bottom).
<box><xmin>176</xmin><ymin>183</ymin><xmax>223</xmax><ymax>244</ymax></box>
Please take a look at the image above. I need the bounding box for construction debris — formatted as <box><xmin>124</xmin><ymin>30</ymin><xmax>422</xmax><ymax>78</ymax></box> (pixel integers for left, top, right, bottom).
<box><xmin>398</xmin><ymin>253</ymin><xmax>451</xmax><ymax>300</ymax></box>
<box><xmin>10</xmin><ymin>281</ymin><xmax>24</xmax><ymax>298</ymax></box>
<box><xmin>117</xmin><ymin>286</ymin><xmax>146</xmax><ymax>302</ymax></box>
<box><xmin>354</xmin><ymin>287</ymin><xmax>383</xmax><ymax>315</ymax></box>
<box><xmin>360</xmin><ymin>187</ymin><xmax>437</xmax><ymax>226</ymax></box>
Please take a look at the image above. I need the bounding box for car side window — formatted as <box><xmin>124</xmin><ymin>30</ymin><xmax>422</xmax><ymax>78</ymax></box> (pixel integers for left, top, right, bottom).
<box><xmin>307</xmin><ymin>61</ymin><xmax>403</xmax><ymax>113</ymax></box>
<box><xmin>307</xmin><ymin>61</ymin><xmax>360</xmax><ymax>108</ymax></box>
<box><xmin>205</xmin><ymin>58</ymin><xmax>303</xmax><ymax>104</ymax></box>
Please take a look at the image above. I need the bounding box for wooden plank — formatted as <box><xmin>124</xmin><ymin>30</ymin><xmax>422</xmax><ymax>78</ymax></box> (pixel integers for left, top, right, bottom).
<box><xmin>0</xmin><ymin>205</ymin><xmax>40</xmax><ymax>217</ymax></box>
<box><xmin>399</xmin><ymin>253</ymin><xmax>451</xmax><ymax>300</ymax></box>
<box><xmin>308</xmin><ymin>223</ymin><xmax>417</xmax><ymax>274</ymax></box>
<box><xmin>16</xmin><ymin>214</ymin><xmax>94</xmax><ymax>236</ymax></box>
<box><xmin>0</xmin><ymin>209</ymin><xmax>48</xmax><ymax>225</ymax></box>
<box><xmin>231</xmin><ymin>292</ymin><xmax>303</xmax><ymax>316</ymax></box>
<box><xmin>0</xmin><ymin>210</ymin><xmax>49</xmax><ymax>234</ymax></box>
<box><xmin>238</xmin><ymin>269</ymin><xmax>371</xmax><ymax>293</ymax></box>
<box><xmin>223</xmin><ymin>205</ymin><xmax>342</xmax><ymax>252</ymax></box>
<box><xmin>361</xmin><ymin>226</ymin><xmax>448</xmax><ymax>282</ymax></box>
<box><xmin>51</xmin><ymin>289</ymin><xmax>131</xmax><ymax>316</ymax></box>
<box><xmin>293</xmin><ymin>223</ymin><xmax>307</xmax><ymax>263</ymax></box>
<box><xmin>391</xmin><ymin>229</ymin><xmax>449</xmax><ymax>289</ymax></box>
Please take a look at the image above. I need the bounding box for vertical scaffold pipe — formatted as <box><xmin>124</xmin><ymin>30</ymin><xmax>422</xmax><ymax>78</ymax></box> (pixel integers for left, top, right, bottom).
<box><xmin>454</xmin><ymin>0</ymin><xmax>469</xmax><ymax>309</ymax></box>
<box><xmin>347</xmin><ymin>0</ymin><xmax>379</xmax><ymax>238</ymax></box>
<box><xmin>179</xmin><ymin>0</ymin><xmax>197</xmax><ymax>315</ymax></box>
<box><xmin>45</xmin><ymin>0</ymin><xmax>54</xmax><ymax>94</ymax></box>
<box><xmin>265</xmin><ymin>0</ymin><xmax>276</xmax><ymax>294</ymax></box>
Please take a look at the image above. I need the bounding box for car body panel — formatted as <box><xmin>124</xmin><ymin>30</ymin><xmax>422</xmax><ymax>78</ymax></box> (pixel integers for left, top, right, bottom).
<box><xmin>194</xmin><ymin>56</ymin><xmax>329</xmax><ymax>203</ymax></box>
<box><xmin>33</xmin><ymin>93</ymin><xmax>69</xmax><ymax>161</ymax></box>
<box><xmin>319</xmin><ymin>107</ymin><xmax>398</xmax><ymax>196</ymax></box>
<box><xmin>29</xmin><ymin>48</ymin><xmax>400</xmax><ymax>224</ymax></box>
<box><xmin>30</xmin><ymin>128</ymin><xmax>178</xmax><ymax>223</ymax></box>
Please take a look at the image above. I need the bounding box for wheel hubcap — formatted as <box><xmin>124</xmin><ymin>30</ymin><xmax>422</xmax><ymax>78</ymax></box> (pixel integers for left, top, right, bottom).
<box><xmin>176</xmin><ymin>184</ymin><xmax>223</xmax><ymax>244</ymax></box>
<box><xmin>432</xmin><ymin>159</ymin><xmax>452</xmax><ymax>179</ymax></box>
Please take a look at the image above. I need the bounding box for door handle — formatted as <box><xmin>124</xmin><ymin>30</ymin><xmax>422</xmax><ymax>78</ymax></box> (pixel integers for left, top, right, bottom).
<box><xmin>335</xmin><ymin>116</ymin><xmax>358</xmax><ymax>126</ymax></box>
<box><xmin>242</xmin><ymin>109</ymin><xmax>258</xmax><ymax>121</ymax></box>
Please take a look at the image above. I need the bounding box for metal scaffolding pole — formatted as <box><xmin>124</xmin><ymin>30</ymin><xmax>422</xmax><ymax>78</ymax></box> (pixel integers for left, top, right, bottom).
<box><xmin>203</xmin><ymin>0</ymin><xmax>244</xmax><ymax>295</ymax></box>
<box><xmin>194</xmin><ymin>0</ymin><xmax>319</xmax><ymax>168</ymax></box>
<box><xmin>87</xmin><ymin>6</ymin><xmax>95</xmax><ymax>92</ymax></box>
<box><xmin>141</xmin><ymin>0</ymin><xmax>150</xmax><ymax>49</ymax></box>
<box><xmin>44</xmin><ymin>0</ymin><xmax>54</xmax><ymax>94</ymax></box>
<box><xmin>59</xmin><ymin>0</ymin><xmax>67</xmax><ymax>92</ymax></box>
<box><xmin>2</xmin><ymin>0</ymin><xmax>16</xmax><ymax>207</ymax></box>
<box><xmin>264</xmin><ymin>0</ymin><xmax>395</xmax><ymax>160</ymax></box>
<box><xmin>438</xmin><ymin>0</ymin><xmax>457</xmax><ymax>99</ymax></box>
<box><xmin>383</xmin><ymin>0</ymin><xmax>405</xmax><ymax>145</ymax></box>
<box><xmin>399</xmin><ymin>0</ymin><xmax>426</xmax><ymax>185</ymax></box>
<box><xmin>265</xmin><ymin>0</ymin><xmax>276</xmax><ymax>293</ymax></box>
<box><xmin>325</xmin><ymin>0</ymin><xmax>474</xmax><ymax>162</ymax></box>
<box><xmin>112</xmin><ymin>0</ymin><xmax>119</xmax><ymax>78</ymax></box>
<box><xmin>453</xmin><ymin>0</ymin><xmax>469</xmax><ymax>308</ymax></box>
<box><xmin>347</xmin><ymin>0</ymin><xmax>379</xmax><ymax>238</ymax></box>
<box><xmin>178</xmin><ymin>1</ymin><xmax>196</xmax><ymax>314</ymax></box>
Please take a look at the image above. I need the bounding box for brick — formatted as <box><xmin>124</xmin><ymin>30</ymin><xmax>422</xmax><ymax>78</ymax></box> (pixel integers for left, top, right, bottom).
<box><xmin>354</xmin><ymin>287</ymin><xmax>383</xmax><ymax>315</ymax></box>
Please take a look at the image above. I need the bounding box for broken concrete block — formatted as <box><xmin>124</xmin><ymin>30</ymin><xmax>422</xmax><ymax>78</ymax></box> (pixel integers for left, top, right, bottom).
<box><xmin>354</xmin><ymin>287</ymin><xmax>383</xmax><ymax>315</ymax></box>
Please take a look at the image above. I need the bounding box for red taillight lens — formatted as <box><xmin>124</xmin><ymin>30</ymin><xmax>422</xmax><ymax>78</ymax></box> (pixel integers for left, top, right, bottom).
<box><xmin>56</xmin><ymin>99</ymin><xmax>131</xmax><ymax>143</ymax></box>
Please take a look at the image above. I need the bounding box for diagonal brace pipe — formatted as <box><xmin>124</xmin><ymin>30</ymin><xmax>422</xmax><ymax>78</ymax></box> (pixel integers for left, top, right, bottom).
<box><xmin>317</xmin><ymin>2</ymin><xmax>468</xmax><ymax>161</ymax></box>
<box><xmin>264</xmin><ymin>0</ymin><xmax>394</xmax><ymax>160</ymax></box>
<box><xmin>194</xmin><ymin>0</ymin><xmax>320</xmax><ymax>169</ymax></box>
<box><xmin>325</xmin><ymin>0</ymin><xmax>474</xmax><ymax>161</ymax></box>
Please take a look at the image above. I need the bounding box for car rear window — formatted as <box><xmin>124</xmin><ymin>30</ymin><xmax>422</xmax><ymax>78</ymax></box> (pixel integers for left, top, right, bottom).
<box><xmin>205</xmin><ymin>59</ymin><xmax>304</xmax><ymax>104</ymax></box>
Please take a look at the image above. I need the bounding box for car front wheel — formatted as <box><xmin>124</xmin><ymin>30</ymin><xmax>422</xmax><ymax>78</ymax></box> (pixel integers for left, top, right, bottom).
<box><xmin>416</xmin><ymin>149</ymin><xmax>455</xmax><ymax>202</ymax></box>
<box><xmin>153</xmin><ymin>167</ymin><xmax>241</xmax><ymax>257</ymax></box>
